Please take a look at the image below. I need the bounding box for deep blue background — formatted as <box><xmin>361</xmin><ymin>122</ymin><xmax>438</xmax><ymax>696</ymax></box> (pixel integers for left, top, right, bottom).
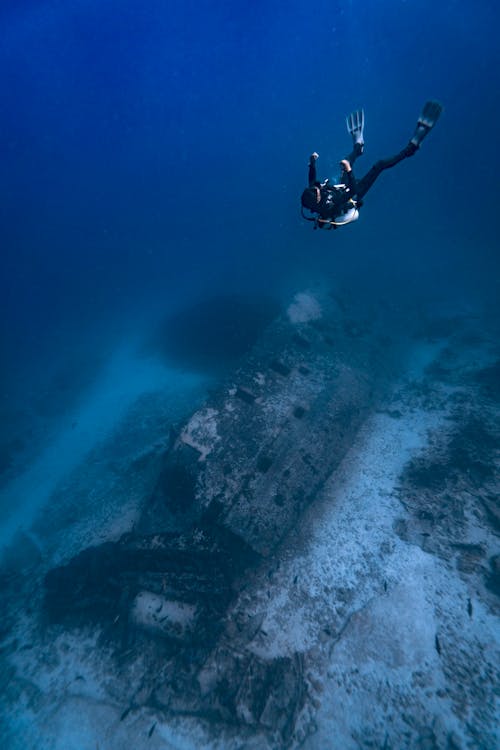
<box><xmin>1</xmin><ymin>0</ymin><xmax>499</xmax><ymax>402</ymax></box>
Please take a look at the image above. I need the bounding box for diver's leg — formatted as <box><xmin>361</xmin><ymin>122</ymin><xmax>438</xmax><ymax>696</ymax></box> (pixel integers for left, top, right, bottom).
<box><xmin>346</xmin><ymin>110</ymin><xmax>364</xmax><ymax>155</ymax></box>
<box><xmin>341</xmin><ymin>109</ymin><xmax>365</xmax><ymax>181</ymax></box>
<box><xmin>345</xmin><ymin>142</ymin><xmax>364</xmax><ymax>167</ymax></box>
<box><xmin>337</xmin><ymin>142</ymin><xmax>363</xmax><ymax>183</ymax></box>
<box><xmin>355</xmin><ymin>142</ymin><xmax>417</xmax><ymax>199</ymax></box>
<box><xmin>345</xmin><ymin>109</ymin><xmax>365</xmax><ymax>168</ymax></box>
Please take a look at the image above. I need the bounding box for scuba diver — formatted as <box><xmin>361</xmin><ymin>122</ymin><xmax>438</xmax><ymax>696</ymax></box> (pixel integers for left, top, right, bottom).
<box><xmin>301</xmin><ymin>101</ymin><xmax>443</xmax><ymax>230</ymax></box>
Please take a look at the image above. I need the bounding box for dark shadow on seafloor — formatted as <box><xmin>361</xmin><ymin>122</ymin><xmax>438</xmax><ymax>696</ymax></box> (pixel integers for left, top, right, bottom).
<box><xmin>149</xmin><ymin>294</ymin><xmax>281</xmax><ymax>375</ymax></box>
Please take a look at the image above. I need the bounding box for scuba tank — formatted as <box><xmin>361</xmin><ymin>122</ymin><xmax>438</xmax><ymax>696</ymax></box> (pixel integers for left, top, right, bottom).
<box><xmin>301</xmin><ymin>181</ymin><xmax>360</xmax><ymax>230</ymax></box>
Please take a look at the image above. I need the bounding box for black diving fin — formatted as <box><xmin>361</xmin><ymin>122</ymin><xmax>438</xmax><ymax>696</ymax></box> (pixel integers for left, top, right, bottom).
<box><xmin>411</xmin><ymin>100</ymin><xmax>443</xmax><ymax>147</ymax></box>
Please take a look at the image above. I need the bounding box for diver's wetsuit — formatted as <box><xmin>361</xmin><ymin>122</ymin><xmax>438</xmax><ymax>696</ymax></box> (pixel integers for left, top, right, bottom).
<box><xmin>308</xmin><ymin>141</ymin><xmax>418</xmax><ymax>221</ymax></box>
<box><xmin>352</xmin><ymin>141</ymin><xmax>418</xmax><ymax>198</ymax></box>
<box><xmin>308</xmin><ymin>145</ymin><xmax>360</xmax><ymax>219</ymax></box>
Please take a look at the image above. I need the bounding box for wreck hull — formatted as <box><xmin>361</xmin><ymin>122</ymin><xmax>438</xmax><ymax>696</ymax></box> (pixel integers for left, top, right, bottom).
<box><xmin>141</xmin><ymin>296</ymin><xmax>397</xmax><ymax>556</ymax></box>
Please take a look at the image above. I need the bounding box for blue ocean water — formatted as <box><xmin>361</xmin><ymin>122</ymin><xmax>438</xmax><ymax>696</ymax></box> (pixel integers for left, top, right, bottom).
<box><xmin>0</xmin><ymin>2</ymin><xmax>499</xmax><ymax>747</ymax></box>
<box><xmin>1</xmin><ymin>0</ymin><xmax>498</xmax><ymax>385</ymax></box>
<box><xmin>1</xmin><ymin>0</ymin><xmax>498</xmax><ymax>539</ymax></box>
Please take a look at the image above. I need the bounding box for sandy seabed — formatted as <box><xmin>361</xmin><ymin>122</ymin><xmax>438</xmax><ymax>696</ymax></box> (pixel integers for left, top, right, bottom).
<box><xmin>1</xmin><ymin>292</ymin><xmax>498</xmax><ymax>750</ymax></box>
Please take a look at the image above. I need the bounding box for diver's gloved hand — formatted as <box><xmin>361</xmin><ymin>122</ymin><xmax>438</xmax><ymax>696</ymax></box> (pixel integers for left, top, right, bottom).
<box><xmin>310</xmin><ymin>152</ymin><xmax>319</xmax><ymax>162</ymax></box>
<box><xmin>346</xmin><ymin>110</ymin><xmax>364</xmax><ymax>149</ymax></box>
<box><xmin>340</xmin><ymin>159</ymin><xmax>352</xmax><ymax>173</ymax></box>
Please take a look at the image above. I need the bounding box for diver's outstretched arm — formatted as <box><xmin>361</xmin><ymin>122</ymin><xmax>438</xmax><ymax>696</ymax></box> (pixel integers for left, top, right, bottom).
<box><xmin>308</xmin><ymin>152</ymin><xmax>319</xmax><ymax>186</ymax></box>
<box><xmin>339</xmin><ymin>159</ymin><xmax>358</xmax><ymax>195</ymax></box>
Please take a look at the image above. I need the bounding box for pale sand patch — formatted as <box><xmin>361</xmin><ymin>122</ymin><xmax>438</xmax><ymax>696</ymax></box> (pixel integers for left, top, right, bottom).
<box><xmin>287</xmin><ymin>292</ymin><xmax>322</xmax><ymax>324</ymax></box>
<box><xmin>180</xmin><ymin>407</ymin><xmax>220</xmax><ymax>460</ymax></box>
